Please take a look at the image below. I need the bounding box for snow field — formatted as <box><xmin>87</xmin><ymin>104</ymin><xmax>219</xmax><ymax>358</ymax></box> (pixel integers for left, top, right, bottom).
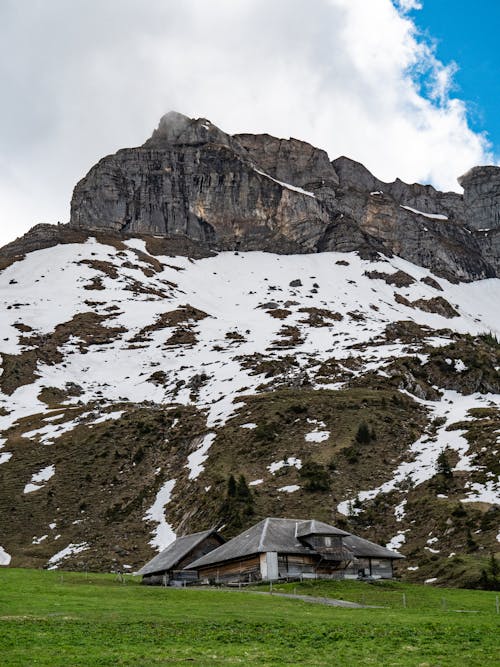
<box><xmin>1</xmin><ymin>238</ymin><xmax>500</xmax><ymax>559</ymax></box>
<box><xmin>1</xmin><ymin>241</ymin><xmax>499</xmax><ymax>441</ymax></box>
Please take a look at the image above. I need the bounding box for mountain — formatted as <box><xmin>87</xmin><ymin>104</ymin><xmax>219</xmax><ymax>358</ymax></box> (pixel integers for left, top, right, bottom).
<box><xmin>0</xmin><ymin>113</ymin><xmax>498</xmax><ymax>586</ymax></box>
<box><xmin>3</xmin><ymin>111</ymin><xmax>500</xmax><ymax>281</ymax></box>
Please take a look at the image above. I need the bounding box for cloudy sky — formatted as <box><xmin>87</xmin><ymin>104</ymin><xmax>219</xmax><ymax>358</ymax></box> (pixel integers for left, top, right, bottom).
<box><xmin>0</xmin><ymin>0</ymin><xmax>498</xmax><ymax>247</ymax></box>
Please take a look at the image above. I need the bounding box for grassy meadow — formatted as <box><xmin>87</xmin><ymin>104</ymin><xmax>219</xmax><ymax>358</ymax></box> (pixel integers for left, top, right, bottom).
<box><xmin>0</xmin><ymin>569</ymin><xmax>499</xmax><ymax>666</ymax></box>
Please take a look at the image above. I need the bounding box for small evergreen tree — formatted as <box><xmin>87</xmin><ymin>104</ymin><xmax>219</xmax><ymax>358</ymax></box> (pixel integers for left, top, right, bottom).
<box><xmin>227</xmin><ymin>474</ymin><xmax>237</xmax><ymax>497</ymax></box>
<box><xmin>253</xmin><ymin>421</ymin><xmax>276</xmax><ymax>442</ymax></box>
<box><xmin>436</xmin><ymin>450</ymin><xmax>453</xmax><ymax>478</ymax></box>
<box><xmin>355</xmin><ymin>422</ymin><xmax>371</xmax><ymax>445</ymax></box>
<box><xmin>236</xmin><ymin>474</ymin><xmax>251</xmax><ymax>500</ymax></box>
<box><xmin>327</xmin><ymin>458</ymin><xmax>337</xmax><ymax>472</ymax></box>
<box><xmin>479</xmin><ymin>553</ymin><xmax>500</xmax><ymax>591</ymax></box>
<box><xmin>466</xmin><ymin>528</ymin><xmax>477</xmax><ymax>552</ymax></box>
<box><xmin>219</xmin><ymin>473</ymin><xmax>254</xmax><ymax>535</ymax></box>
<box><xmin>299</xmin><ymin>461</ymin><xmax>330</xmax><ymax>492</ymax></box>
<box><xmin>490</xmin><ymin>552</ymin><xmax>499</xmax><ymax>577</ymax></box>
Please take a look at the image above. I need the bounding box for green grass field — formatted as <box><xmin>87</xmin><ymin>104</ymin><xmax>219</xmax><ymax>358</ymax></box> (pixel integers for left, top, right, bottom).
<box><xmin>0</xmin><ymin>569</ymin><xmax>498</xmax><ymax>666</ymax></box>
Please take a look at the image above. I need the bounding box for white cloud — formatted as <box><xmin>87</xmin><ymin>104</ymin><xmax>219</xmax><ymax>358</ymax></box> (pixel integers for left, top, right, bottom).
<box><xmin>396</xmin><ymin>0</ymin><xmax>423</xmax><ymax>12</ymax></box>
<box><xmin>0</xmin><ymin>0</ymin><xmax>494</xmax><ymax>247</ymax></box>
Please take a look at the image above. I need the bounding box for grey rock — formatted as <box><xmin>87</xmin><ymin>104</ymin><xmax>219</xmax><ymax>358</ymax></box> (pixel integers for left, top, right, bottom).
<box><xmin>70</xmin><ymin>113</ymin><xmax>333</xmax><ymax>254</ymax></box>
<box><xmin>0</xmin><ymin>223</ymin><xmax>87</xmax><ymax>258</ymax></box>
<box><xmin>3</xmin><ymin>112</ymin><xmax>500</xmax><ymax>282</ymax></box>
<box><xmin>472</xmin><ymin>228</ymin><xmax>500</xmax><ymax>276</ymax></box>
<box><xmin>333</xmin><ymin>156</ymin><xmax>464</xmax><ymax>222</ymax></box>
<box><xmin>145</xmin><ymin>111</ymin><xmax>246</xmax><ymax>156</ymax></box>
<box><xmin>458</xmin><ymin>166</ymin><xmax>500</xmax><ymax>275</ymax></box>
<box><xmin>458</xmin><ymin>165</ymin><xmax>500</xmax><ymax>231</ymax></box>
<box><xmin>235</xmin><ymin>133</ymin><xmax>338</xmax><ymax>206</ymax></box>
<box><xmin>257</xmin><ymin>302</ymin><xmax>280</xmax><ymax>310</ymax></box>
<box><xmin>331</xmin><ymin>156</ymin><xmax>491</xmax><ymax>281</ymax></box>
<box><xmin>420</xmin><ymin>276</ymin><xmax>443</xmax><ymax>292</ymax></box>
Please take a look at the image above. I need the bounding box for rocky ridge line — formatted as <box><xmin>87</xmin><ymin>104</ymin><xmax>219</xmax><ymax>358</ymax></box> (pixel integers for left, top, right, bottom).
<box><xmin>1</xmin><ymin>111</ymin><xmax>499</xmax><ymax>281</ymax></box>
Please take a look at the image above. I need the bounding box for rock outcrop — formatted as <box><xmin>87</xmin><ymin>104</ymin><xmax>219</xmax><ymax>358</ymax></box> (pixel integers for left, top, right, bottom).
<box><xmin>458</xmin><ymin>165</ymin><xmax>500</xmax><ymax>276</ymax></box>
<box><xmin>458</xmin><ymin>166</ymin><xmax>500</xmax><ymax>231</ymax></box>
<box><xmin>331</xmin><ymin>156</ymin><xmax>492</xmax><ymax>281</ymax></box>
<box><xmin>70</xmin><ymin>112</ymin><xmax>335</xmax><ymax>254</ymax></box>
<box><xmin>3</xmin><ymin>111</ymin><xmax>500</xmax><ymax>281</ymax></box>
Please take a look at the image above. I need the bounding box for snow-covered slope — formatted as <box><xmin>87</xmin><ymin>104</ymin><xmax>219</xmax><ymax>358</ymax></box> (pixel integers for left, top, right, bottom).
<box><xmin>0</xmin><ymin>237</ymin><xmax>498</xmax><ymax>580</ymax></box>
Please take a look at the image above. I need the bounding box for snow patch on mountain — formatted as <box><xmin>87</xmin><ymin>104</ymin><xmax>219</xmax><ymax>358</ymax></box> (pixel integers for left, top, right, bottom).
<box><xmin>268</xmin><ymin>457</ymin><xmax>302</xmax><ymax>473</ymax></box>
<box><xmin>186</xmin><ymin>433</ymin><xmax>216</xmax><ymax>480</ymax></box>
<box><xmin>462</xmin><ymin>480</ymin><xmax>500</xmax><ymax>505</ymax></box>
<box><xmin>254</xmin><ymin>168</ymin><xmax>316</xmax><ymax>198</ymax></box>
<box><xmin>338</xmin><ymin>390</ymin><xmax>500</xmax><ymax>515</ymax></box>
<box><xmin>144</xmin><ymin>479</ymin><xmax>176</xmax><ymax>551</ymax></box>
<box><xmin>386</xmin><ymin>531</ymin><xmax>408</xmax><ymax>551</ymax></box>
<box><xmin>23</xmin><ymin>465</ymin><xmax>55</xmax><ymax>494</ymax></box>
<box><xmin>305</xmin><ymin>430</ymin><xmax>330</xmax><ymax>443</ymax></box>
<box><xmin>23</xmin><ymin>415</ymin><xmax>90</xmax><ymax>445</ymax></box>
<box><xmin>400</xmin><ymin>205</ymin><xmax>448</xmax><ymax>220</ymax></box>
<box><xmin>47</xmin><ymin>542</ymin><xmax>89</xmax><ymax>569</ymax></box>
<box><xmin>0</xmin><ymin>545</ymin><xmax>11</xmax><ymax>565</ymax></box>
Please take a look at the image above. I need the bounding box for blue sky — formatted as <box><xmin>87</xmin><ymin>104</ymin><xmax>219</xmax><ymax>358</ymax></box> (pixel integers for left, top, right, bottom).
<box><xmin>410</xmin><ymin>0</ymin><xmax>500</xmax><ymax>160</ymax></box>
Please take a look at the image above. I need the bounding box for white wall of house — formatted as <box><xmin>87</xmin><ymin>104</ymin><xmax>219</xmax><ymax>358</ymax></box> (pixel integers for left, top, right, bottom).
<box><xmin>260</xmin><ymin>552</ymin><xmax>279</xmax><ymax>580</ymax></box>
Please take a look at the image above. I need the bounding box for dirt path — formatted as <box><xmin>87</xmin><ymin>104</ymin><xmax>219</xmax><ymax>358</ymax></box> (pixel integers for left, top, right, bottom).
<box><xmin>247</xmin><ymin>590</ymin><xmax>365</xmax><ymax>608</ymax></box>
<box><xmin>189</xmin><ymin>586</ymin><xmax>372</xmax><ymax>608</ymax></box>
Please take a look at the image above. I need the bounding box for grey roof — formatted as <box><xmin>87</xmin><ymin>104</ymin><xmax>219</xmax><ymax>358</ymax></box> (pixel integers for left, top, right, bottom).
<box><xmin>296</xmin><ymin>519</ymin><xmax>349</xmax><ymax>538</ymax></box>
<box><xmin>137</xmin><ymin>529</ymin><xmax>220</xmax><ymax>576</ymax></box>
<box><xmin>187</xmin><ymin>518</ymin><xmax>349</xmax><ymax>570</ymax></box>
<box><xmin>343</xmin><ymin>534</ymin><xmax>404</xmax><ymax>560</ymax></box>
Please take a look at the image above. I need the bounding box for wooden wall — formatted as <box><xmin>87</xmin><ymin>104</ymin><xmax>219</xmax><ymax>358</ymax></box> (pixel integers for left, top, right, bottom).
<box><xmin>142</xmin><ymin>534</ymin><xmax>224</xmax><ymax>585</ymax></box>
<box><xmin>177</xmin><ymin>535</ymin><xmax>225</xmax><ymax>570</ymax></box>
<box><xmin>343</xmin><ymin>557</ymin><xmax>394</xmax><ymax>578</ymax></box>
<box><xmin>198</xmin><ymin>555</ymin><xmax>262</xmax><ymax>583</ymax></box>
<box><xmin>197</xmin><ymin>552</ymin><xmax>396</xmax><ymax>583</ymax></box>
<box><xmin>199</xmin><ymin>552</ymin><xmax>344</xmax><ymax>583</ymax></box>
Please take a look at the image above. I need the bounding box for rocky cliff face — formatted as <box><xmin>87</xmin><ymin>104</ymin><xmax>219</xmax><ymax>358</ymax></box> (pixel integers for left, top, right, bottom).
<box><xmin>70</xmin><ymin>112</ymin><xmax>333</xmax><ymax>255</ymax></box>
<box><xmin>3</xmin><ymin>111</ymin><xmax>500</xmax><ymax>281</ymax></box>
<box><xmin>330</xmin><ymin>157</ymin><xmax>491</xmax><ymax>282</ymax></box>
<box><xmin>459</xmin><ymin>166</ymin><xmax>500</xmax><ymax>231</ymax></box>
<box><xmin>67</xmin><ymin>112</ymin><xmax>500</xmax><ymax>281</ymax></box>
<box><xmin>458</xmin><ymin>166</ymin><xmax>500</xmax><ymax>276</ymax></box>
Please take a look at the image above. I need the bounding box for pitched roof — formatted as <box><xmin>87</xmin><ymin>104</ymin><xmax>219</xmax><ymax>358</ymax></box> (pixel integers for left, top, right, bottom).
<box><xmin>187</xmin><ymin>517</ymin><xmax>349</xmax><ymax>570</ymax></box>
<box><xmin>137</xmin><ymin>529</ymin><xmax>220</xmax><ymax>576</ymax></box>
<box><xmin>295</xmin><ymin>519</ymin><xmax>349</xmax><ymax>538</ymax></box>
<box><xmin>343</xmin><ymin>534</ymin><xmax>404</xmax><ymax>560</ymax></box>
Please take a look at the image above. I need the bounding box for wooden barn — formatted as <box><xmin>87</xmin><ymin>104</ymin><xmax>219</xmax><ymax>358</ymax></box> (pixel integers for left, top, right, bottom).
<box><xmin>342</xmin><ymin>533</ymin><xmax>403</xmax><ymax>579</ymax></box>
<box><xmin>186</xmin><ymin>518</ymin><xmax>403</xmax><ymax>583</ymax></box>
<box><xmin>137</xmin><ymin>529</ymin><xmax>224</xmax><ymax>585</ymax></box>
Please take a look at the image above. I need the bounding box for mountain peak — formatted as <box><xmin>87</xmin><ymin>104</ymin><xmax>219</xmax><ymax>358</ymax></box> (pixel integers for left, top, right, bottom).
<box><xmin>148</xmin><ymin>110</ymin><xmax>192</xmax><ymax>142</ymax></box>
<box><xmin>143</xmin><ymin>111</ymin><xmax>235</xmax><ymax>149</ymax></box>
<box><xmin>2</xmin><ymin>112</ymin><xmax>499</xmax><ymax>282</ymax></box>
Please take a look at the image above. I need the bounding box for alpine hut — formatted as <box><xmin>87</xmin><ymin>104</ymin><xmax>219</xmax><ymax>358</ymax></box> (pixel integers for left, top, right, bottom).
<box><xmin>186</xmin><ymin>517</ymin><xmax>403</xmax><ymax>583</ymax></box>
<box><xmin>138</xmin><ymin>529</ymin><xmax>224</xmax><ymax>585</ymax></box>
